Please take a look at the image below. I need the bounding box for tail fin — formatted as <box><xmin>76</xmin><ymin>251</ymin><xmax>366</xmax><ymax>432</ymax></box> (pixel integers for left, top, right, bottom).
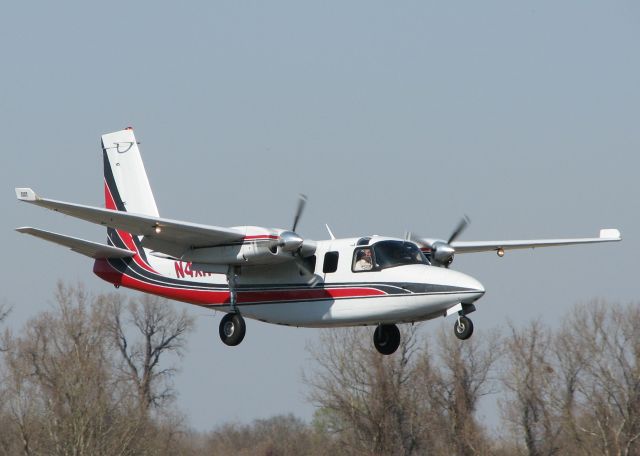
<box><xmin>102</xmin><ymin>128</ymin><xmax>159</xmax><ymax>216</ymax></box>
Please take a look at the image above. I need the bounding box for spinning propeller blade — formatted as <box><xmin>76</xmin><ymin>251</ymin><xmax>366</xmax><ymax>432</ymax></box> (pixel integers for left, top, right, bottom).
<box><xmin>448</xmin><ymin>215</ymin><xmax>470</xmax><ymax>244</ymax></box>
<box><xmin>292</xmin><ymin>194</ymin><xmax>307</xmax><ymax>232</ymax></box>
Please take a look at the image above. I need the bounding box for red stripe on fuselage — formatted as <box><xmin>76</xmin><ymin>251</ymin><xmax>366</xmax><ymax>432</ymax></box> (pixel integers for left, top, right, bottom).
<box><xmin>93</xmin><ymin>259</ymin><xmax>386</xmax><ymax>306</ymax></box>
<box><xmin>94</xmin><ymin>258</ymin><xmax>228</xmax><ymax>305</ymax></box>
<box><xmin>236</xmin><ymin>287</ymin><xmax>385</xmax><ymax>304</ymax></box>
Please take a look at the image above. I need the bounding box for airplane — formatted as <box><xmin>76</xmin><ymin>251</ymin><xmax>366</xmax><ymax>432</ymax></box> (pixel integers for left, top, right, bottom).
<box><xmin>15</xmin><ymin>127</ymin><xmax>622</xmax><ymax>355</ymax></box>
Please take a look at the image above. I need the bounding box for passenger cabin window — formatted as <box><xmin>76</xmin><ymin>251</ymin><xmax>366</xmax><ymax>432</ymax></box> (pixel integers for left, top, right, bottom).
<box><xmin>352</xmin><ymin>247</ymin><xmax>375</xmax><ymax>272</ymax></box>
<box><xmin>371</xmin><ymin>241</ymin><xmax>429</xmax><ymax>270</ymax></box>
<box><xmin>323</xmin><ymin>251</ymin><xmax>339</xmax><ymax>273</ymax></box>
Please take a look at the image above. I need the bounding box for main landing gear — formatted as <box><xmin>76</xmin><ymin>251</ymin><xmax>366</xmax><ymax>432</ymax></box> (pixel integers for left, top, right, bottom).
<box><xmin>219</xmin><ymin>313</ymin><xmax>246</xmax><ymax>346</ymax></box>
<box><xmin>219</xmin><ymin>265</ymin><xmax>246</xmax><ymax>346</ymax></box>
<box><xmin>373</xmin><ymin>324</ymin><xmax>401</xmax><ymax>355</ymax></box>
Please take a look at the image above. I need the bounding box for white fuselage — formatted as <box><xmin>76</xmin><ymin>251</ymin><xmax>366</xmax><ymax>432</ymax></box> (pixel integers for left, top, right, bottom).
<box><xmin>128</xmin><ymin>236</ymin><xmax>485</xmax><ymax>327</ymax></box>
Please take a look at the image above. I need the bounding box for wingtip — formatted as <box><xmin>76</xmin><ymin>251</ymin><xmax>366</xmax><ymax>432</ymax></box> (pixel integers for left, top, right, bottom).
<box><xmin>599</xmin><ymin>228</ymin><xmax>621</xmax><ymax>240</ymax></box>
<box><xmin>15</xmin><ymin>188</ymin><xmax>38</xmax><ymax>201</ymax></box>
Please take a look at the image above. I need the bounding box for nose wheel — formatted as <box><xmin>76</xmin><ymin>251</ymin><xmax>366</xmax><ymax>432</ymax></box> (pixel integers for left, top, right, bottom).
<box><xmin>219</xmin><ymin>313</ymin><xmax>246</xmax><ymax>346</ymax></box>
<box><xmin>454</xmin><ymin>315</ymin><xmax>474</xmax><ymax>340</ymax></box>
<box><xmin>373</xmin><ymin>324</ymin><xmax>401</xmax><ymax>355</ymax></box>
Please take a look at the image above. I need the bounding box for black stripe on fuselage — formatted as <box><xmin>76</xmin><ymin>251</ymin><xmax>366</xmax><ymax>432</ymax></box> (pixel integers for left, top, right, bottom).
<box><xmin>106</xmin><ymin>227</ymin><xmax>479</xmax><ymax>297</ymax></box>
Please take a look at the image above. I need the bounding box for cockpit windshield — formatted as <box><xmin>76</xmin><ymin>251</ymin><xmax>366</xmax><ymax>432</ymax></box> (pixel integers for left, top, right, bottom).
<box><xmin>372</xmin><ymin>240</ymin><xmax>429</xmax><ymax>269</ymax></box>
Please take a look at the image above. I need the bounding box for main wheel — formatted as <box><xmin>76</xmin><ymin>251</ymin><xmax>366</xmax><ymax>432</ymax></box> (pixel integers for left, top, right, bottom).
<box><xmin>219</xmin><ymin>313</ymin><xmax>246</xmax><ymax>346</ymax></box>
<box><xmin>373</xmin><ymin>324</ymin><xmax>401</xmax><ymax>355</ymax></box>
<box><xmin>454</xmin><ymin>315</ymin><xmax>474</xmax><ymax>340</ymax></box>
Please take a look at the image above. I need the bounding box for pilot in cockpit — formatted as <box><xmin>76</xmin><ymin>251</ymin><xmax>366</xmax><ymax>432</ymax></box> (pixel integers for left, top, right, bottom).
<box><xmin>355</xmin><ymin>248</ymin><xmax>373</xmax><ymax>271</ymax></box>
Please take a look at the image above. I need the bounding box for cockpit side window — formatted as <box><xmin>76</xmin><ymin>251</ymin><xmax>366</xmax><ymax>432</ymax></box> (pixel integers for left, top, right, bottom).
<box><xmin>352</xmin><ymin>247</ymin><xmax>375</xmax><ymax>272</ymax></box>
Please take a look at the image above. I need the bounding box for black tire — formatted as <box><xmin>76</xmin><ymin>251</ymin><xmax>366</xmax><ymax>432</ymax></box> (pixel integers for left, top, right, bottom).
<box><xmin>454</xmin><ymin>315</ymin><xmax>474</xmax><ymax>340</ymax></box>
<box><xmin>219</xmin><ymin>313</ymin><xmax>246</xmax><ymax>346</ymax></box>
<box><xmin>373</xmin><ymin>324</ymin><xmax>401</xmax><ymax>355</ymax></box>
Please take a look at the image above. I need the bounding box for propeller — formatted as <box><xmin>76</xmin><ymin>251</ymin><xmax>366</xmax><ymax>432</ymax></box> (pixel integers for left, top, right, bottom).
<box><xmin>278</xmin><ymin>194</ymin><xmax>309</xmax><ymax>253</ymax></box>
<box><xmin>277</xmin><ymin>194</ymin><xmax>318</xmax><ymax>284</ymax></box>
<box><xmin>411</xmin><ymin>215</ymin><xmax>471</xmax><ymax>268</ymax></box>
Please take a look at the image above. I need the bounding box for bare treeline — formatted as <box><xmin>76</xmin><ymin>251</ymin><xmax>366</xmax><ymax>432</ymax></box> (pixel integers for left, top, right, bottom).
<box><xmin>499</xmin><ymin>302</ymin><xmax>640</xmax><ymax>456</ymax></box>
<box><xmin>304</xmin><ymin>301</ymin><xmax>640</xmax><ymax>456</ymax></box>
<box><xmin>0</xmin><ymin>285</ymin><xmax>638</xmax><ymax>455</ymax></box>
<box><xmin>304</xmin><ymin>324</ymin><xmax>501</xmax><ymax>455</ymax></box>
<box><xmin>0</xmin><ymin>283</ymin><xmax>194</xmax><ymax>455</ymax></box>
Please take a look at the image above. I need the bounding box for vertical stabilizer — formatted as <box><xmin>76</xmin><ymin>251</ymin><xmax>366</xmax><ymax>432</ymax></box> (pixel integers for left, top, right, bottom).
<box><xmin>102</xmin><ymin>128</ymin><xmax>159</xmax><ymax>216</ymax></box>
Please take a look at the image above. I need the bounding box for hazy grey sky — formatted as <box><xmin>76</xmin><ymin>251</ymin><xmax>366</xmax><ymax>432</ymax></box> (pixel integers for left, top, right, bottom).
<box><xmin>2</xmin><ymin>1</ymin><xmax>638</xmax><ymax>430</ymax></box>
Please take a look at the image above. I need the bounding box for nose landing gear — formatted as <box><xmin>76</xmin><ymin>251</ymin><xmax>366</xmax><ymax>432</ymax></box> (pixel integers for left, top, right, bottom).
<box><xmin>454</xmin><ymin>315</ymin><xmax>474</xmax><ymax>340</ymax></box>
<box><xmin>373</xmin><ymin>324</ymin><xmax>401</xmax><ymax>355</ymax></box>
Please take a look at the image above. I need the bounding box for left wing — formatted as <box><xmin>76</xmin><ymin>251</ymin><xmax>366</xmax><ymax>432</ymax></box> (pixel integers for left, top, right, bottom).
<box><xmin>451</xmin><ymin>229</ymin><xmax>621</xmax><ymax>254</ymax></box>
<box><xmin>15</xmin><ymin>187</ymin><xmax>246</xmax><ymax>250</ymax></box>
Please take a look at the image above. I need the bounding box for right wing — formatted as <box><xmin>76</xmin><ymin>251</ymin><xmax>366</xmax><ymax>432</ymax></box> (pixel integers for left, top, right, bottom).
<box><xmin>15</xmin><ymin>188</ymin><xmax>246</xmax><ymax>251</ymax></box>
<box><xmin>16</xmin><ymin>227</ymin><xmax>136</xmax><ymax>259</ymax></box>
<box><xmin>451</xmin><ymin>229</ymin><xmax>622</xmax><ymax>254</ymax></box>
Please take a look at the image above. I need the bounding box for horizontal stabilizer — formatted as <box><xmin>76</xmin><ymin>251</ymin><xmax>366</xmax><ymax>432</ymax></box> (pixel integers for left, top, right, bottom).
<box><xmin>15</xmin><ymin>227</ymin><xmax>136</xmax><ymax>259</ymax></box>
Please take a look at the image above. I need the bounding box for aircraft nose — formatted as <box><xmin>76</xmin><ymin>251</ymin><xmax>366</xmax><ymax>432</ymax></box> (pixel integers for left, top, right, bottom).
<box><xmin>447</xmin><ymin>269</ymin><xmax>485</xmax><ymax>298</ymax></box>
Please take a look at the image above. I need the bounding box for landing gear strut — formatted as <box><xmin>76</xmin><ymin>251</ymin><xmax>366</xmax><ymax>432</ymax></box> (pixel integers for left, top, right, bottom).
<box><xmin>454</xmin><ymin>315</ymin><xmax>474</xmax><ymax>340</ymax></box>
<box><xmin>219</xmin><ymin>265</ymin><xmax>246</xmax><ymax>346</ymax></box>
<box><xmin>219</xmin><ymin>313</ymin><xmax>246</xmax><ymax>346</ymax></box>
<box><xmin>373</xmin><ymin>324</ymin><xmax>401</xmax><ymax>355</ymax></box>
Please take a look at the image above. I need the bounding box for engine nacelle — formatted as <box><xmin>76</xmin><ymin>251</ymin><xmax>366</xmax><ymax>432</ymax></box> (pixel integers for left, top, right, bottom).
<box><xmin>417</xmin><ymin>238</ymin><xmax>455</xmax><ymax>267</ymax></box>
<box><xmin>180</xmin><ymin>242</ymin><xmax>279</xmax><ymax>265</ymax></box>
<box><xmin>180</xmin><ymin>239</ymin><xmax>316</xmax><ymax>266</ymax></box>
<box><xmin>431</xmin><ymin>241</ymin><xmax>455</xmax><ymax>267</ymax></box>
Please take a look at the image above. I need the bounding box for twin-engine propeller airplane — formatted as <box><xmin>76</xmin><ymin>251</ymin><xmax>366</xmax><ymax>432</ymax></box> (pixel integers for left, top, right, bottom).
<box><xmin>15</xmin><ymin>128</ymin><xmax>622</xmax><ymax>355</ymax></box>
